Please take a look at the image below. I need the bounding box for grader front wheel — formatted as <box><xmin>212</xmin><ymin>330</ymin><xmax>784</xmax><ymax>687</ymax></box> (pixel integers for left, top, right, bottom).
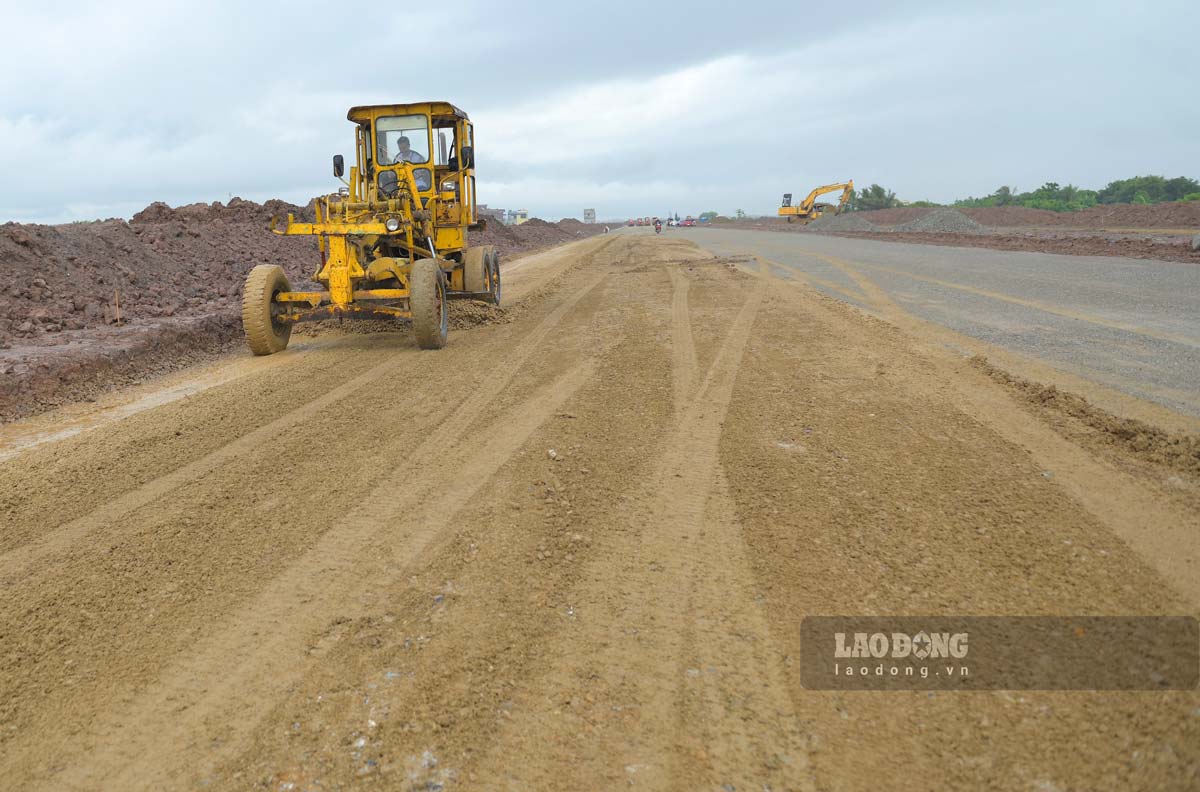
<box><xmin>411</xmin><ymin>258</ymin><xmax>448</xmax><ymax>349</ymax></box>
<box><xmin>242</xmin><ymin>264</ymin><xmax>292</xmax><ymax>356</ymax></box>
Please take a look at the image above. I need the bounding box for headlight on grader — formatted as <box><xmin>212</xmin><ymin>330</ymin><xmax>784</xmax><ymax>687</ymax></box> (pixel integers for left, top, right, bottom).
<box><xmin>385</xmin><ymin>217</ymin><xmax>401</xmax><ymax>232</ymax></box>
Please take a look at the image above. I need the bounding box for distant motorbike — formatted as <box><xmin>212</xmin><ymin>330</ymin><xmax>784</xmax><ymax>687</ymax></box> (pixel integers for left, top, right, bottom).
<box><xmin>653</xmin><ymin>221</ymin><xmax>662</xmax><ymax>235</ymax></box>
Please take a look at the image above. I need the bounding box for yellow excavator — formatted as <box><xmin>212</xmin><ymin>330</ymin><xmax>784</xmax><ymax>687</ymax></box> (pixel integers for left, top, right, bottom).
<box><xmin>778</xmin><ymin>180</ymin><xmax>854</xmax><ymax>223</ymax></box>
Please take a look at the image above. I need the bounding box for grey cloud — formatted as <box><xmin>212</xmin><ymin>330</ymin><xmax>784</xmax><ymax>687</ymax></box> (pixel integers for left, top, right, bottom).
<box><xmin>1</xmin><ymin>0</ymin><xmax>1197</xmax><ymax>223</ymax></box>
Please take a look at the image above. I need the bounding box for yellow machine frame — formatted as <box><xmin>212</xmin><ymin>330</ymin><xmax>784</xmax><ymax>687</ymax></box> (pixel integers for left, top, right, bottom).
<box><xmin>778</xmin><ymin>180</ymin><xmax>855</xmax><ymax>223</ymax></box>
<box><xmin>244</xmin><ymin>101</ymin><xmax>498</xmax><ymax>353</ymax></box>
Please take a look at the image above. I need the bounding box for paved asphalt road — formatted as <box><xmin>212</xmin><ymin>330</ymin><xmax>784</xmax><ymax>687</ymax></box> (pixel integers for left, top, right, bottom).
<box><xmin>663</xmin><ymin>227</ymin><xmax>1200</xmax><ymax>418</ymax></box>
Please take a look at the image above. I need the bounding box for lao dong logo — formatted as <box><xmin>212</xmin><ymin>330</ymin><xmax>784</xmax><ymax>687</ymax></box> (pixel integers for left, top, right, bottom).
<box><xmin>835</xmin><ymin>631</ymin><xmax>969</xmax><ymax>660</ymax></box>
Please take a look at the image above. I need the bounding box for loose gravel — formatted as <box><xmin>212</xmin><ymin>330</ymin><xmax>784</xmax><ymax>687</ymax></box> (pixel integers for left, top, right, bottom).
<box><xmin>809</xmin><ymin>207</ymin><xmax>983</xmax><ymax>234</ymax></box>
<box><xmin>892</xmin><ymin>207</ymin><xmax>985</xmax><ymax>233</ymax></box>
<box><xmin>806</xmin><ymin>213</ymin><xmax>880</xmax><ymax>232</ymax></box>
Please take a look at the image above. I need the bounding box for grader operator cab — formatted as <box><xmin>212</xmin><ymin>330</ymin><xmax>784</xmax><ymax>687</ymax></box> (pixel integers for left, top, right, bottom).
<box><xmin>242</xmin><ymin>101</ymin><xmax>498</xmax><ymax>355</ymax></box>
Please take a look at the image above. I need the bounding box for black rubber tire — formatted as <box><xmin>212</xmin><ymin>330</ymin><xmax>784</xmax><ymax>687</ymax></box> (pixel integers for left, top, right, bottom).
<box><xmin>486</xmin><ymin>249</ymin><xmax>501</xmax><ymax>306</ymax></box>
<box><xmin>242</xmin><ymin>264</ymin><xmax>292</xmax><ymax>356</ymax></box>
<box><xmin>463</xmin><ymin>246</ymin><xmax>488</xmax><ymax>293</ymax></box>
<box><xmin>411</xmin><ymin>258</ymin><xmax>448</xmax><ymax>349</ymax></box>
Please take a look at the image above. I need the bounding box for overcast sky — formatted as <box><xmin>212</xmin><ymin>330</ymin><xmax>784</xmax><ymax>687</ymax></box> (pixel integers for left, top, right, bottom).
<box><xmin>2</xmin><ymin>0</ymin><xmax>1196</xmax><ymax>224</ymax></box>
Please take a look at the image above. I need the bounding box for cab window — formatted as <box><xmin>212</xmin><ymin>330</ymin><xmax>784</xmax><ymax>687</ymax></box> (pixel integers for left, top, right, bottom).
<box><xmin>435</xmin><ymin>127</ymin><xmax>455</xmax><ymax>167</ymax></box>
<box><xmin>375</xmin><ymin>115</ymin><xmax>429</xmax><ymax>165</ymax></box>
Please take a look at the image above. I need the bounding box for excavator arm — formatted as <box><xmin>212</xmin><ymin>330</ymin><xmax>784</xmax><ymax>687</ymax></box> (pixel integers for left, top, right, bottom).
<box><xmin>833</xmin><ymin>180</ymin><xmax>854</xmax><ymax>212</ymax></box>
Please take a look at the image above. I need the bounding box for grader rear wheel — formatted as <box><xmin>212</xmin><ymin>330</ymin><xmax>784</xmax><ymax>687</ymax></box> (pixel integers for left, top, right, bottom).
<box><xmin>242</xmin><ymin>264</ymin><xmax>292</xmax><ymax>356</ymax></box>
<box><xmin>463</xmin><ymin>247</ymin><xmax>488</xmax><ymax>293</ymax></box>
<box><xmin>486</xmin><ymin>249</ymin><xmax>501</xmax><ymax>305</ymax></box>
<box><xmin>411</xmin><ymin>258</ymin><xmax>448</xmax><ymax>349</ymax></box>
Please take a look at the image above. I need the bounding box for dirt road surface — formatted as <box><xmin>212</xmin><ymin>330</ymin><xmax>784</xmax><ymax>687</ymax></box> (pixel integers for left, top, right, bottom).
<box><xmin>1</xmin><ymin>235</ymin><xmax>1197</xmax><ymax>790</ymax></box>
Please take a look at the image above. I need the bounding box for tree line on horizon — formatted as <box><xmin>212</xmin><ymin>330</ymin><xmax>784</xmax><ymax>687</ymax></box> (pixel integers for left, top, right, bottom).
<box><xmin>846</xmin><ymin>175</ymin><xmax>1200</xmax><ymax>213</ymax></box>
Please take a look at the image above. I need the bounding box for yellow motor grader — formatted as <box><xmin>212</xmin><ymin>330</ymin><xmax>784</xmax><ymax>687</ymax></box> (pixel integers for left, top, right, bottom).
<box><xmin>242</xmin><ymin>101</ymin><xmax>499</xmax><ymax>354</ymax></box>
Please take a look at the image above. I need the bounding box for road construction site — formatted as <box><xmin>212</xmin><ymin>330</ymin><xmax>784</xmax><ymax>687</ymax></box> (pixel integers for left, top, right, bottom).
<box><xmin>2</xmin><ymin>227</ymin><xmax>1198</xmax><ymax>790</ymax></box>
<box><xmin>721</xmin><ymin>201</ymin><xmax>1200</xmax><ymax>263</ymax></box>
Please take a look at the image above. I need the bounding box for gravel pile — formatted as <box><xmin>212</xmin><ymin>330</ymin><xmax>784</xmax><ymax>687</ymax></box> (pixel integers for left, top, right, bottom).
<box><xmin>807</xmin><ymin>213</ymin><xmax>880</xmax><ymax>232</ymax></box>
<box><xmin>892</xmin><ymin>207</ymin><xmax>984</xmax><ymax>233</ymax></box>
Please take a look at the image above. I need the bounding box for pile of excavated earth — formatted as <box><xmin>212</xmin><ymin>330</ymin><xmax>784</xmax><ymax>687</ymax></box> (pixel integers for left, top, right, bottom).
<box><xmin>0</xmin><ymin>198</ymin><xmax>606</xmax><ymax>421</ymax></box>
<box><xmin>723</xmin><ymin>201</ymin><xmax>1200</xmax><ymax>263</ymax></box>
<box><xmin>806</xmin><ymin>207</ymin><xmax>986</xmax><ymax>234</ymax></box>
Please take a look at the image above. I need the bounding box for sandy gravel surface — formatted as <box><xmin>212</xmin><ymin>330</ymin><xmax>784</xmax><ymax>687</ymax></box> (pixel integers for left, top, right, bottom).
<box><xmin>1</xmin><ymin>235</ymin><xmax>1196</xmax><ymax>791</ymax></box>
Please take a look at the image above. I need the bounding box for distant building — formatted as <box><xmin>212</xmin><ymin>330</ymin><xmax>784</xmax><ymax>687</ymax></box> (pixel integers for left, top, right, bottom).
<box><xmin>477</xmin><ymin>204</ymin><xmax>507</xmax><ymax>223</ymax></box>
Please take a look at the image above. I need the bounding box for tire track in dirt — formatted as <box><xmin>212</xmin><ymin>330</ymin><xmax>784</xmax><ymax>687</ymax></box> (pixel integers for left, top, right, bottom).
<box><xmin>668</xmin><ymin>469</ymin><xmax>815</xmax><ymax>791</ymax></box>
<box><xmin>0</xmin><ymin>338</ymin><xmax>315</xmax><ymax>464</ymax></box>
<box><xmin>0</xmin><ymin>341</ymin><xmax>406</xmax><ymax>552</ymax></box>
<box><xmin>474</xmin><ymin>260</ymin><xmax>813</xmax><ymax>790</ymax></box>
<box><xmin>668</xmin><ymin>266</ymin><xmax>698</xmax><ymax>412</ymax></box>
<box><xmin>0</xmin><ymin>353</ymin><xmax>412</xmax><ymax>583</ymax></box>
<box><xmin>36</xmin><ymin>272</ymin><xmax>614</xmax><ymax>790</ymax></box>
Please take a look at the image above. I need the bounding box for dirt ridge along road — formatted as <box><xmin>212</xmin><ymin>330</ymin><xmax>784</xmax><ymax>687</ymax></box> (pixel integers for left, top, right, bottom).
<box><xmin>0</xmin><ymin>341</ymin><xmax>317</xmax><ymax>464</ymax></box>
<box><xmin>1</xmin><ymin>234</ymin><xmax>1197</xmax><ymax>790</ymax></box>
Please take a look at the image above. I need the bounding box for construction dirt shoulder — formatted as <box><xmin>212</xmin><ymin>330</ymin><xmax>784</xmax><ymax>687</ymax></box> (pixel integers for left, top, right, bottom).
<box><xmin>0</xmin><ymin>235</ymin><xmax>1196</xmax><ymax>791</ymax></box>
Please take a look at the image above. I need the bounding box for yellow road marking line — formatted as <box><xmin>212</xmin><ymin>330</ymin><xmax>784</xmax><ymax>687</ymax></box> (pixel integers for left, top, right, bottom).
<box><xmin>809</xmin><ymin>252</ymin><xmax>1200</xmax><ymax>350</ymax></box>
